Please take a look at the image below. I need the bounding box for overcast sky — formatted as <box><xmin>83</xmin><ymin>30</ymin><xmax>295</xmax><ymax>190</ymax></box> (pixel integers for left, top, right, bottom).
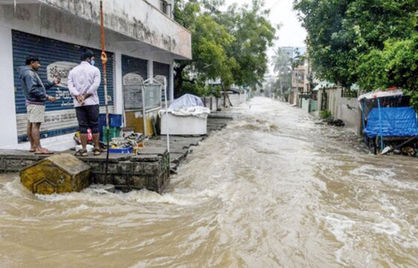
<box><xmin>223</xmin><ymin>0</ymin><xmax>307</xmax><ymax>73</ymax></box>
<box><xmin>223</xmin><ymin>0</ymin><xmax>306</xmax><ymax>46</ymax></box>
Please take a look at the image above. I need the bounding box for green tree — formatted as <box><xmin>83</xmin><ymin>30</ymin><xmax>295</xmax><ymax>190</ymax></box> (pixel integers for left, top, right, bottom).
<box><xmin>272</xmin><ymin>48</ymin><xmax>293</xmax><ymax>95</ymax></box>
<box><xmin>294</xmin><ymin>0</ymin><xmax>417</xmax><ymax>89</ymax></box>
<box><xmin>358</xmin><ymin>33</ymin><xmax>418</xmax><ymax>109</ymax></box>
<box><xmin>173</xmin><ymin>0</ymin><xmax>235</xmax><ymax>97</ymax></box>
<box><xmin>174</xmin><ymin>0</ymin><xmax>276</xmax><ymax>96</ymax></box>
<box><xmin>222</xmin><ymin>0</ymin><xmax>276</xmax><ymax>90</ymax></box>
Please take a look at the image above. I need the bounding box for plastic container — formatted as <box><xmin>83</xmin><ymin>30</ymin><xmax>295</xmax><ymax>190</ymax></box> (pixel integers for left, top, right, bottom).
<box><xmin>160</xmin><ymin>112</ymin><xmax>207</xmax><ymax>135</ymax></box>
<box><xmin>101</xmin><ymin>127</ymin><xmax>121</xmax><ymax>143</ymax></box>
<box><xmin>99</xmin><ymin>114</ymin><xmax>123</xmax><ymax>142</ymax></box>
<box><xmin>75</xmin><ymin>144</ymin><xmax>94</xmax><ymax>152</ymax></box>
<box><xmin>99</xmin><ymin>114</ymin><xmax>123</xmax><ymax>128</ymax></box>
<box><xmin>108</xmin><ymin>147</ymin><xmax>133</xmax><ymax>154</ymax></box>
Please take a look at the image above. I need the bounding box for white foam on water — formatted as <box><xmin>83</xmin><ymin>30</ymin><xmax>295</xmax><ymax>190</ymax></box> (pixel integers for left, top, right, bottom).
<box><xmin>372</xmin><ymin>220</ymin><xmax>401</xmax><ymax>236</ymax></box>
<box><xmin>350</xmin><ymin>164</ymin><xmax>418</xmax><ymax>190</ymax></box>
<box><xmin>320</xmin><ymin>213</ymin><xmax>356</xmax><ymax>265</ymax></box>
<box><xmin>2</xmin><ymin>178</ymin><xmax>32</xmax><ymax>199</ymax></box>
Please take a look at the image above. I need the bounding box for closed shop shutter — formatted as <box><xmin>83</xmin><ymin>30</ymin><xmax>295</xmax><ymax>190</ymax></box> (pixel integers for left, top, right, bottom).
<box><xmin>12</xmin><ymin>30</ymin><xmax>114</xmax><ymax>141</ymax></box>
<box><xmin>153</xmin><ymin>61</ymin><xmax>170</xmax><ymax>101</ymax></box>
<box><xmin>121</xmin><ymin>55</ymin><xmax>147</xmax><ymax>110</ymax></box>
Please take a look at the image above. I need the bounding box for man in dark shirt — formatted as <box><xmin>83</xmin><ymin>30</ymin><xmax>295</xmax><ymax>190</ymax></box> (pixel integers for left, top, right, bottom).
<box><xmin>18</xmin><ymin>56</ymin><xmax>59</xmax><ymax>154</ymax></box>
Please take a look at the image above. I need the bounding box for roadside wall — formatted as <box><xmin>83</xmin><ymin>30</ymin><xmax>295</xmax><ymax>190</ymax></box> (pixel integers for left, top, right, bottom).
<box><xmin>202</xmin><ymin>93</ymin><xmax>247</xmax><ymax>112</ymax></box>
<box><xmin>324</xmin><ymin>87</ymin><xmax>362</xmax><ymax>134</ymax></box>
<box><xmin>301</xmin><ymin>98</ymin><xmax>310</xmax><ymax>113</ymax></box>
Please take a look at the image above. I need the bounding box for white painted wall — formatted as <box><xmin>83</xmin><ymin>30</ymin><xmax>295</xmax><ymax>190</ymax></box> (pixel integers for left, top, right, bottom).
<box><xmin>114</xmin><ymin>51</ymin><xmax>124</xmax><ymax>115</ymax></box>
<box><xmin>0</xmin><ymin>3</ymin><xmax>178</xmax><ymax>146</ymax></box>
<box><xmin>146</xmin><ymin>0</ymin><xmax>174</xmax><ymax>18</ymax></box>
<box><xmin>337</xmin><ymin>96</ymin><xmax>362</xmax><ymax>135</ymax></box>
<box><xmin>147</xmin><ymin>60</ymin><xmax>154</xmax><ymax>81</ymax></box>
<box><xmin>324</xmin><ymin>87</ymin><xmax>362</xmax><ymax>134</ymax></box>
<box><xmin>35</xmin><ymin>0</ymin><xmax>192</xmax><ymax>59</ymax></box>
<box><xmin>0</xmin><ymin>24</ymin><xmax>18</xmax><ymax>147</ymax></box>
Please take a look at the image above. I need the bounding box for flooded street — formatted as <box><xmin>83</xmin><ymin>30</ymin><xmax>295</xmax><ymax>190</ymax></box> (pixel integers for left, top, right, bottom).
<box><xmin>0</xmin><ymin>97</ymin><xmax>417</xmax><ymax>267</ymax></box>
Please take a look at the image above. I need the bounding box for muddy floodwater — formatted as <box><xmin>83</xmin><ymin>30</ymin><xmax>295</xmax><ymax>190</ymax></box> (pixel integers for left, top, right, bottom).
<box><xmin>0</xmin><ymin>97</ymin><xmax>417</xmax><ymax>267</ymax></box>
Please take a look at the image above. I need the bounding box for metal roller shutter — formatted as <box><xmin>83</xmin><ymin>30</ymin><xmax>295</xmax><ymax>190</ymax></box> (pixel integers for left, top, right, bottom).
<box><xmin>122</xmin><ymin>55</ymin><xmax>147</xmax><ymax>79</ymax></box>
<box><xmin>12</xmin><ymin>30</ymin><xmax>114</xmax><ymax>141</ymax></box>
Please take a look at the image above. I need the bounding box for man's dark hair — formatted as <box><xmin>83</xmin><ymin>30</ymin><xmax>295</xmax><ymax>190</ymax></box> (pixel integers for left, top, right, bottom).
<box><xmin>81</xmin><ymin>49</ymin><xmax>95</xmax><ymax>61</ymax></box>
<box><xmin>25</xmin><ymin>55</ymin><xmax>40</xmax><ymax>65</ymax></box>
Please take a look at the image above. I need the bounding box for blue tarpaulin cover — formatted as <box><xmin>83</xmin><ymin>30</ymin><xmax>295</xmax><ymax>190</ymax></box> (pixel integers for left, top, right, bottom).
<box><xmin>364</xmin><ymin>107</ymin><xmax>418</xmax><ymax>138</ymax></box>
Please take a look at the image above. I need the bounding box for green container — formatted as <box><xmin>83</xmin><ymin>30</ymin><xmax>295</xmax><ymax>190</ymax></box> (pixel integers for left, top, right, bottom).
<box><xmin>101</xmin><ymin>127</ymin><xmax>121</xmax><ymax>143</ymax></box>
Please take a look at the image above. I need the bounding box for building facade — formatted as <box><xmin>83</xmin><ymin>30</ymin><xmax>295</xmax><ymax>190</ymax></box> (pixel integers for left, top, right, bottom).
<box><xmin>290</xmin><ymin>59</ymin><xmax>310</xmax><ymax>105</ymax></box>
<box><xmin>0</xmin><ymin>0</ymin><xmax>191</xmax><ymax>147</ymax></box>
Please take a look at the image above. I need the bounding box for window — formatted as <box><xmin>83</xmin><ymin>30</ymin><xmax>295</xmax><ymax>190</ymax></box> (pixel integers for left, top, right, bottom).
<box><xmin>160</xmin><ymin>0</ymin><xmax>168</xmax><ymax>15</ymax></box>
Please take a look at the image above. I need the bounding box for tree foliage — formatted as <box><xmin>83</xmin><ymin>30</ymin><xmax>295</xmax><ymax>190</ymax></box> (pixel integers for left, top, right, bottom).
<box><xmin>221</xmin><ymin>0</ymin><xmax>276</xmax><ymax>88</ymax></box>
<box><xmin>294</xmin><ymin>0</ymin><xmax>417</xmax><ymax>99</ymax></box>
<box><xmin>358</xmin><ymin>33</ymin><xmax>418</xmax><ymax>109</ymax></box>
<box><xmin>173</xmin><ymin>0</ymin><xmax>276</xmax><ymax>96</ymax></box>
<box><xmin>272</xmin><ymin>48</ymin><xmax>293</xmax><ymax>94</ymax></box>
<box><xmin>174</xmin><ymin>0</ymin><xmax>234</xmax><ymax>96</ymax></box>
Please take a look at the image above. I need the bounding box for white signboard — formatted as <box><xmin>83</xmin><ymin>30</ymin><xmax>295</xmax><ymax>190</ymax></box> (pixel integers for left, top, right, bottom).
<box><xmin>123</xmin><ymin>73</ymin><xmax>144</xmax><ymax>110</ymax></box>
<box><xmin>46</xmin><ymin>61</ymin><xmax>78</xmax><ymax>87</ymax></box>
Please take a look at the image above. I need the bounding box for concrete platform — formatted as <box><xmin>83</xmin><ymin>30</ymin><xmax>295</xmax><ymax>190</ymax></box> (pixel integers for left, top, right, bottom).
<box><xmin>0</xmin><ymin>114</ymin><xmax>234</xmax><ymax>193</ymax></box>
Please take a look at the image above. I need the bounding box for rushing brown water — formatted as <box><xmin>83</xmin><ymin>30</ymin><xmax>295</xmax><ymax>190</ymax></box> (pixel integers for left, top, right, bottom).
<box><xmin>0</xmin><ymin>97</ymin><xmax>417</xmax><ymax>267</ymax></box>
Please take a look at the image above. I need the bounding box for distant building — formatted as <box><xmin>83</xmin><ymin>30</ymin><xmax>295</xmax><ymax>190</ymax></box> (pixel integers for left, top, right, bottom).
<box><xmin>290</xmin><ymin>57</ymin><xmax>310</xmax><ymax>105</ymax></box>
<box><xmin>281</xmin><ymin>47</ymin><xmax>307</xmax><ymax>60</ymax></box>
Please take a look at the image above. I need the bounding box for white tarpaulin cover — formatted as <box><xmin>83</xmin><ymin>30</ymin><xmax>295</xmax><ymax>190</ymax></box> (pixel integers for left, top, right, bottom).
<box><xmin>358</xmin><ymin>88</ymin><xmax>403</xmax><ymax>101</ymax></box>
<box><xmin>169</xmin><ymin>94</ymin><xmax>204</xmax><ymax>109</ymax></box>
<box><xmin>159</xmin><ymin>94</ymin><xmax>210</xmax><ymax>118</ymax></box>
<box><xmin>160</xmin><ymin>106</ymin><xmax>210</xmax><ymax>119</ymax></box>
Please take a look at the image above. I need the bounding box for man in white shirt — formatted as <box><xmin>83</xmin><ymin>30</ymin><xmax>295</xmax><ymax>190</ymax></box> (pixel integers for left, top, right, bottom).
<box><xmin>68</xmin><ymin>50</ymin><xmax>102</xmax><ymax>156</ymax></box>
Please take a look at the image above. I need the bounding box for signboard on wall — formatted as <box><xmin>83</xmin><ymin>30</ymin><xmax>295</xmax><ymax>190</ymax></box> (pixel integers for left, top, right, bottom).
<box><xmin>123</xmin><ymin>72</ymin><xmax>144</xmax><ymax>110</ymax></box>
<box><xmin>122</xmin><ymin>55</ymin><xmax>147</xmax><ymax>111</ymax></box>
<box><xmin>122</xmin><ymin>73</ymin><xmax>161</xmax><ymax>111</ymax></box>
<box><xmin>46</xmin><ymin>61</ymin><xmax>78</xmax><ymax>107</ymax></box>
<box><xmin>12</xmin><ymin>30</ymin><xmax>114</xmax><ymax>141</ymax></box>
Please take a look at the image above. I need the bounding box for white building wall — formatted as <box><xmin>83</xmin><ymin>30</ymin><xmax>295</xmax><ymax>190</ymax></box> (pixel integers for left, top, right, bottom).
<box><xmin>0</xmin><ymin>3</ymin><xmax>182</xmax><ymax>146</ymax></box>
<box><xmin>147</xmin><ymin>0</ymin><xmax>175</xmax><ymax>18</ymax></box>
<box><xmin>34</xmin><ymin>0</ymin><xmax>192</xmax><ymax>59</ymax></box>
<box><xmin>0</xmin><ymin>24</ymin><xmax>18</xmax><ymax>147</ymax></box>
<box><xmin>147</xmin><ymin>60</ymin><xmax>154</xmax><ymax>81</ymax></box>
<box><xmin>114</xmin><ymin>51</ymin><xmax>124</xmax><ymax>115</ymax></box>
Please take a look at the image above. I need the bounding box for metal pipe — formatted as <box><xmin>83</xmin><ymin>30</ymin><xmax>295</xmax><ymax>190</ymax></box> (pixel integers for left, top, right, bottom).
<box><xmin>100</xmin><ymin>0</ymin><xmax>110</xmax><ymax>183</ymax></box>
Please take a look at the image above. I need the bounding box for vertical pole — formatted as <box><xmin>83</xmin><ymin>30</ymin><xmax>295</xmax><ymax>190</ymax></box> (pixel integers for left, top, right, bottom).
<box><xmin>377</xmin><ymin>98</ymin><xmax>384</xmax><ymax>151</ymax></box>
<box><xmin>169</xmin><ymin>62</ymin><xmax>174</xmax><ymax>102</ymax></box>
<box><xmin>361</xmin><ymin>102</ymin><xmax>366</xmax><ymax>130</ymax></box>
<box><xmin>164</xmin><ymin>78</ymin><xmax>170</xmax><ymax>153</ymax></box>
<box><xmin>100</xmin><ymin>0</ymin><xmax>110</xmax><ymax>183</ymax></box>
<box><xmin>142</xmin><ymin>84</ymin><xmax>147</xmax><ymax>137</ymax></box>
<box><xmin>147</xmin><ymin>60</ymin><xmax>154</xmax><ymax>82</ymax></box>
